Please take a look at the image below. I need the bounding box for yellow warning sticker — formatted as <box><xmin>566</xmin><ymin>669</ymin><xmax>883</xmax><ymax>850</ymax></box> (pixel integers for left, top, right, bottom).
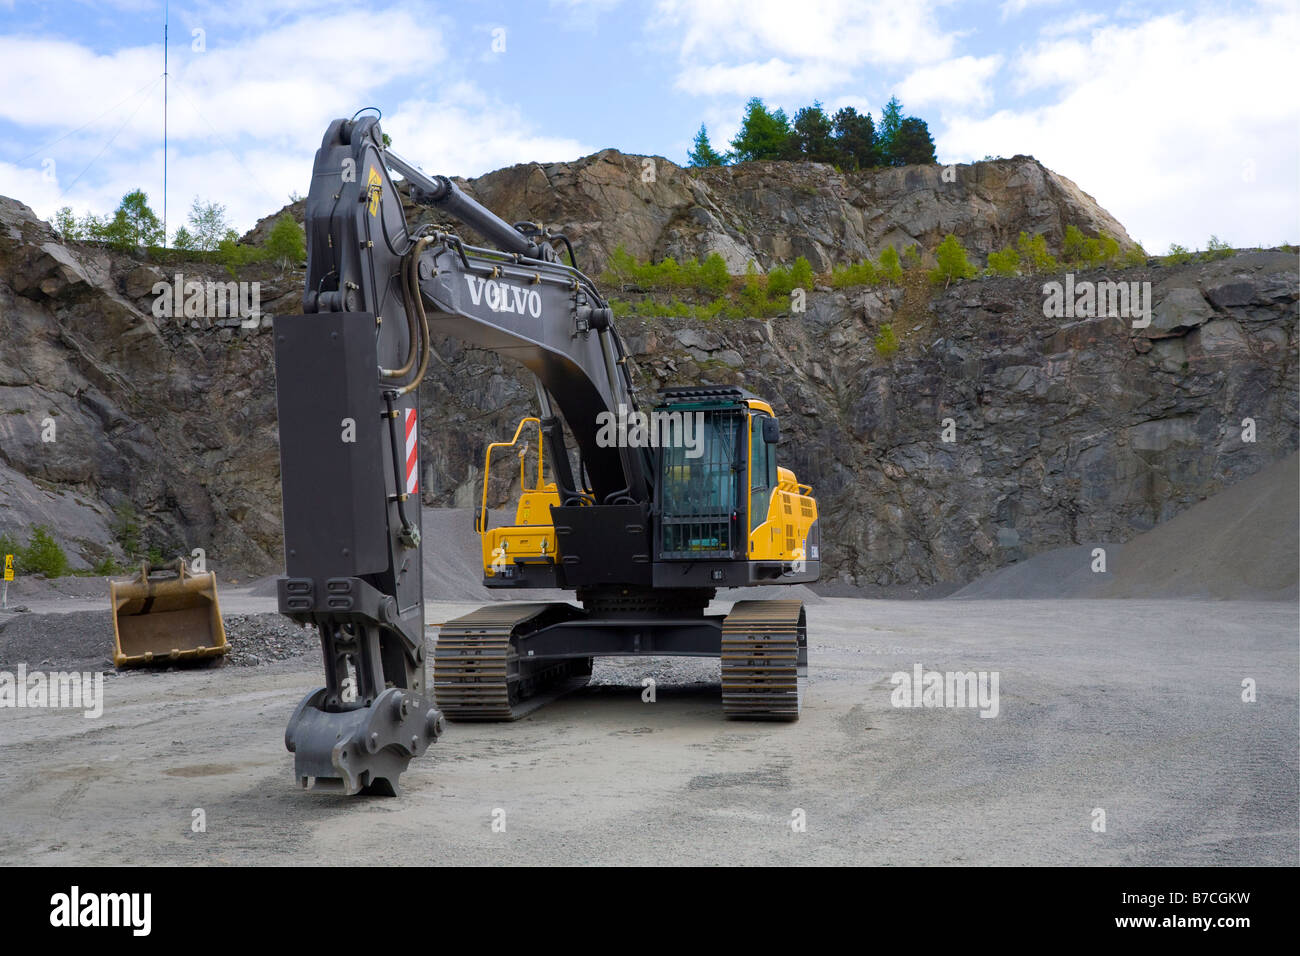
<box><xmin>3</xmin><ymin>554</ymin><xmax>13</xmax><ymax>581</ymax></box>
<box><xmin>367</xmin><ymin>165</ymin><xmax>383</xmax><ymax>216</ymax></box>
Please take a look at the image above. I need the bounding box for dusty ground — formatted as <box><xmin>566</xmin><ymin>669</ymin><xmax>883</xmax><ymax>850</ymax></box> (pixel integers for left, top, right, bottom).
<box><xmin>0</xmin><ymin>596</ymin><xmax>1294</xmax><ymax>866</ymax></box>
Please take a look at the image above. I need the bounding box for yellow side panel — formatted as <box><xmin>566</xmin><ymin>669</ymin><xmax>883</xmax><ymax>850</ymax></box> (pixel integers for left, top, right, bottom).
<box><xmin>515</xmin><ymin>484</ymin><xmax>559</xmax><ymax>526</ymax></box>
<box><xmin>482</xmin><ymin>525</ymin><xmax>556</xmax><ymax>577</ymax></box>
<box><xmin>748</xmin><ymin>486</ymin><xmax>818</xmax><ymax>562</ymax></box>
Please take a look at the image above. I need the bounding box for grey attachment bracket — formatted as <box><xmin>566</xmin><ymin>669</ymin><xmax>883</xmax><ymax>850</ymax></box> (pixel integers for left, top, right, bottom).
<box><xmin>284</xmin><ymin>686</ymin><xmax>444</xmax><ymax>796</ymax></box>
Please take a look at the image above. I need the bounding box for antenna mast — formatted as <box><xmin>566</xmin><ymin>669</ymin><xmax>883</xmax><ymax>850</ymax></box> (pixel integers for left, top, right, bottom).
<box><xmin>163</xmin><ymin>0</ymin><xmax>168</xmax><ymax>246</ymax></box>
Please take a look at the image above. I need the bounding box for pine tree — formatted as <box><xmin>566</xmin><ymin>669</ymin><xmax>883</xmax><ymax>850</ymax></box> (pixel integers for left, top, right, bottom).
<box><xmin>890</xmin><ymin>117</ymin><xmax>937</xmax><ymax>166</ymax></box>
<box><xmin>730</xmin><ymin>98</ymin><xmax>793</xmax><ymax>163</ymax></box>
<box><xmin>687</xmin><ymin>124</ymin><xmax>726</xmax><ymax>167</ymax></box>
<box><xmin>877</xmin><ymin>96</ymin><xmax>904</xmax><ymax>165</ymax></box>
<box><xmin>831</xmin><ymin>106</ymin><xmax>878</xmax><ymax>169</ymax></box>
<box><xmin>791</xmin><ymin>103</ymin><xmax>835</xmax><ymax>163</ymax></box>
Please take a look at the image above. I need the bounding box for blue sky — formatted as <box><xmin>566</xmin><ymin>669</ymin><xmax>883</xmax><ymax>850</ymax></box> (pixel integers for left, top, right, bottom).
<box><xmin>0</xmin><ymin>0</ymin><xmax>1295</xmax><ymax>252</ymax></box>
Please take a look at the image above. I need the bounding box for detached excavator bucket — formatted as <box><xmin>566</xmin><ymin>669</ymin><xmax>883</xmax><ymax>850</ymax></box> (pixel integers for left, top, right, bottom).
<box><xmin>111</xmin><ymin>559</ymin><xmax>229</xmax><ymax>667</ymax></box>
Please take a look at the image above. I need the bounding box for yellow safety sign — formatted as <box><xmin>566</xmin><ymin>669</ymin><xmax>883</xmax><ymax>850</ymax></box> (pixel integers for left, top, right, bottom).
<box><xmin>367</xmin><ymin>166</ymin><xmax>383</xmax><ymax>216</ymax></box>
<box><xmin>3</xmin><ymin>553</ymin><xmax>13</xmax><ymax>581</ymax></box>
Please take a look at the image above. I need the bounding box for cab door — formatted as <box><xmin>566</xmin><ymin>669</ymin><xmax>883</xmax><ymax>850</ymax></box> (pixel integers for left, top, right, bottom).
<box><xmin>748</xmin><ymin>414</ymin><xmax>779</xmax><ymax>535</ymax></box>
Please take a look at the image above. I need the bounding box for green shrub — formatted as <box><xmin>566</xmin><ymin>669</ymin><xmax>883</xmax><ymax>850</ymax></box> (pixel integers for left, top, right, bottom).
<box><xmin>739</xmin><ymin>261</ymin><xmax>767</xmax><ymax>314</ymax></box>
<box><xmin>1121</xmin><ymin>243</ymin><xmax>1148</xmax><ymax>268</ymax></box>
<box><xmin>0</xmin><ymin>532</ymin><xmax>19</xmax><ymax>567</ymax></box>
<box><xmin>1016</xmin><ymin>231</ymin><xmax>1057</xmax><ymax>273</ymax></box>
<box><xmin>657</xmin><ymin>256</ymin><xmax>682</xmax><ymax>288</ymax></box>
<box><xmin>266</xmin><ymin>214</ymin><xmax>306</xmax><ymax>270</ymax></box>
<box><xmin>1098</xmin><ymin>233</ymin><xmax>1120</xmax><ymax>265</ymax></box>
<box><xmin>902</xmin><ymin>244</ymin><xmax>923</xmax><ymax>268</ymax></box>
<box><xmin>790</xmin><ymin>256</ymin><xmax>814</xmax><ymax>290</ymax></box>
<box><xmin>874</xmin><ymin>323</ymin><xmax>899</xmax><ymax>357</ymax></box>
<box><xmin>1205</xmin><ymin>235</ymin><xmax>1233</xmax><ymax>261</ymax></box>
<box><xmin>766</xmin><ymin>264</ymin><xmax>795</xmax><ymax>298</ymax></box>
<box><xmin>217</xmin><ymin>236</ymin><xmax>266</xmax><ymax>278</ymax></box>
<box><xmin>929</xmin><ymin>234</ymin><xmax>978</xmax><ymax>285</ymax></box>
<box><xmin>111</xmin><ymin>502</ymin><xmax>141</xmax><ymax>560</ymax></box>
<box><xmin>877</xmin><ymin>246</ymin><xmax>903</xmax><ymax>283</ymax></box>
<box><xmin>602</xmin><ymin>245</ymin><xmax>739</xmax><ymax>295</ymax></box>
<box><xmin>1062</xmin><ymin>225</ymin><xmax>1121</xmax><ymax>268</ymax></box>
<box><xmin>1163</xmin><ymin>243</ymin><xmax>1194</xmax><ymax>265</ymax></box>
<box><xmin>17</xmin><ymin>525</ymin><xmax>70</xmax><ymax>578</ymax></box>
<box><xmin>1062</xmin><ymin>225</ymin><xmax>1088</xmax><ymax>265</ymax></box>
<box><xmin>602</xmin><ymin>245</ymin><xmax>640</xmax><ymax>290</ymax></box>
<box><xmin>831</xmin><ymin>259</ymin><xmax>879</xmax><ymax>287</ymax></box>
<box><xmin>91</xmin><ymin>555</ymin><xmax>122</xmax><ymax>576</ymax></box>
<box><xmin>986</xmin><ymin>246</ymin><xmax>1020</xmax><ymax>276</ymax></box>
<box><xmin>700</xmin><ymin>253</ymin><xmax>731</xmax><ymax>294</ymax></box>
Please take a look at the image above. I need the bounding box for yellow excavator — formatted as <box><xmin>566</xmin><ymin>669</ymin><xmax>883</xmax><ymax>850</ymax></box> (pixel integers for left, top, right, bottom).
<box><xmin>269</xmin><ymin>113</ymin><xmax>819</xmax><ymax>794</ymax></box>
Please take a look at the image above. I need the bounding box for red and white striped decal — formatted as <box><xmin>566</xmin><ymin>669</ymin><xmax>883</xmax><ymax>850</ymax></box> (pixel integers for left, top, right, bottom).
<box><xmin>404</xmin><ymin>407</ymin><xmax>419</xmax><ymax>495</ymax></box>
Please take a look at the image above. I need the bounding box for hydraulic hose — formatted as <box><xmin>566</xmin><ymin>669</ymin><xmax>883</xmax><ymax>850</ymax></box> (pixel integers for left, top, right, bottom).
<box><xmin>379</xmin><ymin>236</ymin><xmax>433</xmax><ymax>393</ymax></box>
<box><xmin>395</xmin><ymin>237</ymin><xmax>433</xmax><ymax>397</ymax></box>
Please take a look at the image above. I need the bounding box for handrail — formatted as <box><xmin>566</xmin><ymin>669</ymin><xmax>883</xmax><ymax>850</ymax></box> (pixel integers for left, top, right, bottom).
<box><xmin>478</xmin><ymin>417</ymin><xmax>544</xmax><ymax>535</ymax></box>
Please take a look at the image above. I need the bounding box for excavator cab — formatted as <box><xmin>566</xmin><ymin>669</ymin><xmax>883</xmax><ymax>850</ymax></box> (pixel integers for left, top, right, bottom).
<box><xmin>478</xmin><ymin>390</ymin><xmax>820</xmax><ymax>589</ymax></box>
<box><xmin>653</xmin><ymin>387</ymin><xmax>820</xmax><ymax>584</ymax></box>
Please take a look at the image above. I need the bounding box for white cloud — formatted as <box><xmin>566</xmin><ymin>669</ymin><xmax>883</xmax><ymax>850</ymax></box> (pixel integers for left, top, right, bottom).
<box><xmin>653</xmin><ymin>0</ymin><xmax>957</xmax><ymax>101</ymax></box>
<box><xmin>674</xmin><ymin>58</ymin><xmax>848</xmax><ymax>98</ymax></box>
<box><xmin>1041</xmin><ymin>12</ymin><xmax>1106</xmax><ymax>36</ymax></box>
<box><xmin>898</xmin><ymin>55</ymin><xmax>1003</xmax><ymax>110</ymax></box>
<box><xmin>0</xmin><ymin>10</ymin><xmax>443</xmax><ymax>144</ymax></box>
<box><xmin>385</xmin><ymin>85</ymin><xmax>595</xmax><ymax>181</ymax></box>
<box><xmin>0</xmin><ymin>8</ymin><xmax>596</xmax><ymax>231</ymax></box>
<box><xmin>999</xmin><ymin>0</ymin><xmax>1064</xmax><ymax>20</ymax></box>
<box><xmin>940</xmin><ymin>8</ymin><xmax>1300</xmax><ymax>249</ymax></box>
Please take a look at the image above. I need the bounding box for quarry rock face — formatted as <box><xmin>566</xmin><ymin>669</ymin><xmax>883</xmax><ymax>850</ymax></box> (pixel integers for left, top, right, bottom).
<box><xmin>248</xmin><ymin>151</ymin><xmax>1137</xmax><ymax>277</ymax></box>
<box><xmin>1</xmin><ymin>159</ymin><xmax>1296</xmax><ymax>586</ymax></box>
<box><xmin>438</xmin><ymin>152</ymin><xmax>1137</xmax><ymax>276</ymax></box>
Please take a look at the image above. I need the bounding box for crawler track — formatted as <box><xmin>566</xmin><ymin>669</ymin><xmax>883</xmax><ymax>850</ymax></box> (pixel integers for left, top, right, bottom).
<box><xmin>433</xmin><ymin>603</ymin><xmax>591</xmax><ymax>721</ymax></box>
<box><xmin>720</xmin><ymin>599</ymin><xmax>806</xmax><ymax>720</ymax></box>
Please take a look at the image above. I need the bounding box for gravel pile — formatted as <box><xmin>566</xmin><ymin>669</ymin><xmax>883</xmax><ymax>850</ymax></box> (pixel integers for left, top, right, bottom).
<box><xmin>0</xmin><ymin>609</ymin><xmax>116</xmax><ymax>671</ymax></box>
<box><xmin>0</xmin><ymin>609</ymin><xmax>319</xmax><ymax>671</ymax></box>
<box><xmin>222</xmin><ymin>614</ymin><xmax>318</xmax><ymax>667</ymax></box>
<box><xmin>953</xmin><ymin>452</ymin><xmax>1299</xmax><ymax>600</ymax></box>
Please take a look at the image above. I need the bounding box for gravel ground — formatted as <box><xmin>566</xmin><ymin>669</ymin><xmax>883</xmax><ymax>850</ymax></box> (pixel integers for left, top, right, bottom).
<box><xmin>0</xmin><ymin>597</ymin><xmax>1293</xmax><ymax>866</ymax></box>
<box><xmin>589</xmin><ymin>655</ymin><xmax>720</xmax><ymax>689</ymax></box>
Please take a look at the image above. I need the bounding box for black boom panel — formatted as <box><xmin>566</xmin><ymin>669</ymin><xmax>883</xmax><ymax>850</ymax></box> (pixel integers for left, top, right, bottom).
<box><xmin>273</xmin><ymin>312</ymin><xmax>388</xmax><ymax>579</ymax></box>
